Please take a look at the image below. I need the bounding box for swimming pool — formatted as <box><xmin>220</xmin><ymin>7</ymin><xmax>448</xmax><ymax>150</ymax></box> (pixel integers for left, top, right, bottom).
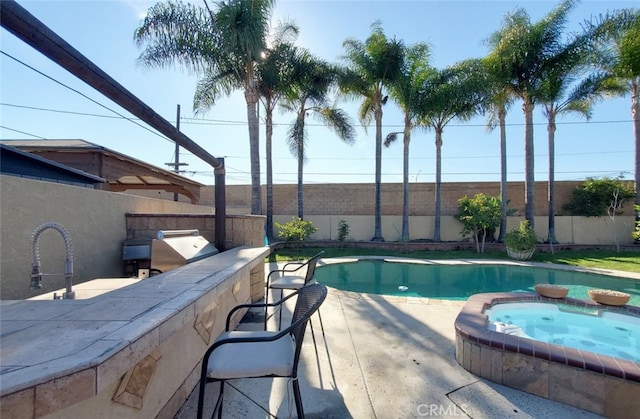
<box><xmin>314</xmin><ymin>258</ymin><xmax>640</xmax><ymax>304</ymax></box>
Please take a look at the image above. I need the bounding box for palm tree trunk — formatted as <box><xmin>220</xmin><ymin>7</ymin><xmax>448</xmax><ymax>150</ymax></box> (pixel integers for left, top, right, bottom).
<box><xmin>297</xmin><ymin>113</ymin><xmax>305</xmax><ymax>219</ymax></box>
<box><xmin>547</xmin><ymin>115</ymin><xmax>557</xmax><ymax>243</ymax></box>
<box><xmin>372</xmin><ymin>105</ymin><xmax>384</xmax><ymax>241</ymax></box>
<box><xmin>498</xmin><ymin>107</ymin><xmax>508</xmax><ymax>242</ymax></box>
<box><xmin>246</xmin><ymin>88</ymin><xmax>261</xmax><ymax>215</ymax></box>
<box><xmin>523</xmin><ymin>99</ymin><xmax>535</xmax><ymax>230</ymax></box>
<box><xmin>434</xmin><ymin>126</ymin><xmax>443</xmax><ymax>242</ymax></box>
<box><xmin>265</xmin><ymin>104</ymin><xmax>274</xmax><ymax>240</ymax></box>
<box><xmin>401</xmin><ymin>116</ymin><xmax>411</xmax><ymax>242</ymax></box>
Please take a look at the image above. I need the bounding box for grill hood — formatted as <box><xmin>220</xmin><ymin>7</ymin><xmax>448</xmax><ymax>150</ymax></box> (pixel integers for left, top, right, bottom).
<box><xmin>150</xmin><ymin>229</ymin><xmax>218</xmax><ymax>273</ymax></box>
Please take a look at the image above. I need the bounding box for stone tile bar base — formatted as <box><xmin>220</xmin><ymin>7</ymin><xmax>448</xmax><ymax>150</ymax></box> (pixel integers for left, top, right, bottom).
<box><xmin>0</xmin><ymin>246</ymin><xmax>270</xmax><ymax>419</ymax></box>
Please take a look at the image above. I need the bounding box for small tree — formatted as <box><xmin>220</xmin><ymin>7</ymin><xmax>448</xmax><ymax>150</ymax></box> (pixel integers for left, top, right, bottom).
<box><xmin>456</xmin><ymin>193</ymin><xmax>502</xmax><ymax>253</ymax></box>
<box><xmin>337</xmin><ymin>219</ymin><xmax>350</xmax><ymax>249</ymax></box>
<box><xmin>608</xmin><ymin>189</ymin><xmax>627</xmax><ymax>252</ymax></box>
<box><xmin>275</xmin><ymin>217</ymin><xmax>318</xmax><ymax>254</ymax></box>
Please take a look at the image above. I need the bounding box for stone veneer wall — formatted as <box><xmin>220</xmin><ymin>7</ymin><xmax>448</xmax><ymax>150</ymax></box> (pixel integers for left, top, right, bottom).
<box><xmin>454</xmin><ymin>293</ymin><xmax>640</xmax><ymax>417</ymax></box>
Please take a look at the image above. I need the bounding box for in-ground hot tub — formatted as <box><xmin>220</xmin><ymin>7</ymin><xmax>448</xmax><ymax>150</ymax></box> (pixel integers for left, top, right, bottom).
<box><xmin>485</xmin><ymin>302</ymin><xmax>639</xmax><ymax>362</ymax></box>
<box><xmin>454</xmin><ymin>292</ymin><xmax>640</xmax><ymax>417</ymax></box>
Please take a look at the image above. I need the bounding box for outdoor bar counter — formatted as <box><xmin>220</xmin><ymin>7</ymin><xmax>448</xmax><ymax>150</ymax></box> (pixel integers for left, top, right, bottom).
<box><xmin>0</xmin><ymin>246</ymin><xmax>269</xmax><ymax>418</ymax></box>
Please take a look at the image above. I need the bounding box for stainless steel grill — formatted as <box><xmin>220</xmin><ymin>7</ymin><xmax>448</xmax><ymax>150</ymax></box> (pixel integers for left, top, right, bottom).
<box><xmin>123</xmin><ymin>229</ymin><xmax>218</xmax><ymax>277</ymax></box>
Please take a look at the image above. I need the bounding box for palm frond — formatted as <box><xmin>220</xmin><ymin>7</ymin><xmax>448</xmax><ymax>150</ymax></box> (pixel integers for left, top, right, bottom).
<box><xmin>384</xmin><ymin>132</ymin><xmax>400</xmax><ymax>147</ymax></box>
<box><xmin>286</xmin><ymin>113</ymin><xmax>306</xmax><ymax>160</ymax></box>
<box><xmin>387</xmin><ymin>42</ymin><xmax>432</xmax><ymax>118</ymax></box>
<box><xmin>314</xmin><ymin>107</ymin><xmax>356</xmax><ymax>144</ymax></box>
<box><xmin>269</xmin><ymin>19</ymin><xmax>299</xmax><ymax>47</ymax></box>
<box><xmin>193</xmin><ymin>67</ymin><xmax>238</xmax><ymax>114</ymax></box>
<box><xmin>214</xmin><ymin>0</ymin><xmax>274</xmax><ymax>60</ymax></box>
<box><xmin>257</xmin><ymin>42</ymin><xmax>300</xmax><ymax>107</ymax></box>
<box><xmin>358</xmin><ymin>98</ymin><xmax>374</xmax><ymax>129</ymax></box>
<box><xmin>134</xmin><ymin>1</ymin><xmax>219</xmax><ymax>73</ymax></box>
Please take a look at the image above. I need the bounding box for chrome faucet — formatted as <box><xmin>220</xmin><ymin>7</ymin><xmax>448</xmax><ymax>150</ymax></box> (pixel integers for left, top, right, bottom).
<box><xmin>30</xmin><ymin>222</ymin><xmax>75</xmax><ymax>299</ymax></box>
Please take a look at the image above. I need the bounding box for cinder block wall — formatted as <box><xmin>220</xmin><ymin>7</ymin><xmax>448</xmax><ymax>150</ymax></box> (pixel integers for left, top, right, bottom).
<box><xmin>121</xmin><ymin>181</ymin><xmax>638</xmax><ymax>244</ymax></box>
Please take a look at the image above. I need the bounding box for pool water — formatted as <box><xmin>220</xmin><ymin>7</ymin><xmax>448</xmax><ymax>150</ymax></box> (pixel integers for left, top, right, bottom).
<box><xmin>485</xmin><ymin>302</ymin><xmax>640</xmax><ymax>361</ymax></box>
<box><xmin>314</xmin><ymin>259</ymin><xmax>640</xmax><ymax>305</ymax></box>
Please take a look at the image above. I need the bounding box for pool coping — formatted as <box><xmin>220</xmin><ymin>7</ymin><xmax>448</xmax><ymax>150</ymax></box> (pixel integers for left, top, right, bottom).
<box><xmin>455</xmin><ymin>292</ymin><xmax>640</xmax><ymax>383</ymax></box>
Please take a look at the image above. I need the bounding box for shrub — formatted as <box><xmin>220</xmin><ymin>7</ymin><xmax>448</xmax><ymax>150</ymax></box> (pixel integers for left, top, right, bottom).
<box><xmin>275</xmin><ymin>217</ymin><xmax>318</xmax><ymax>252</ymax></box>
<box><xmin>563</xmin><ymin>177</ymin><xmax>635</xmax><ymax>217</ymax></box>
<box><xmin>504</xmin><ymin>220</ymin><xmax>538</xmax><ymax>251</ymax></box>
<box><xmin>456</xmin><ymin>193</ymin><xmax>502</xmax><ymax>253</ymax></box>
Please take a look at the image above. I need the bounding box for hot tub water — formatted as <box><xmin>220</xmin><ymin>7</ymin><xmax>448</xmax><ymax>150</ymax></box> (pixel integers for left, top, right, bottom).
<box><xmin>486</xmin><ymin>302</ymin><xmax>640</xmax><ymax>361</ymax></box>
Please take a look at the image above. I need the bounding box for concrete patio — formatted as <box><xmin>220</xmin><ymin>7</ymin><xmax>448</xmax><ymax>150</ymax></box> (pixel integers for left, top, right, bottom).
<box><xmin>175</xmin><ymin>264</ymin><xmax>602</xmax><ymax>418</ymax></box>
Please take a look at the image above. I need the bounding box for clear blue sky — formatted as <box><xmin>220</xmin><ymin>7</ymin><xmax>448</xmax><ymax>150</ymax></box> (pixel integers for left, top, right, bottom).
<box><xmin>1</xmin><ymin>0</ymin><xmax>637</xmax><ymax>186</ymax></box>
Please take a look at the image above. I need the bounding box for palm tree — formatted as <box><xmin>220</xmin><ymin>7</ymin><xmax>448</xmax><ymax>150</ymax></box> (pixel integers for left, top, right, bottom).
<box><xmin>485</xmin><ymin>0</ymin><xmax>579</xmax><ymax>230</ymax></box>
<box><xmin>384</xmin><ymin>42</ymin><xmax>432</xmax><ymax>242</ymax></box>
<box><xmin>415</xmin><ymin>60</ymin><xmax>490</xmax><ymax>241</ymax></box>
<box><xmin>135</xmin><ymin>0</ymin><xmax>275</xmax><ymax>215</ymax></box>
<box><xmin>255</xmin><ymin>23</ymin><xmax>300</xmax><ymax>240</ymax></box>
<box><xmin>585</xmin><ymin>9</ymin><xmax>640</xmax><ymax>231</ymax></box>
<box><xmin>338</xmin><ymin>22</ymin><xmax>404</xmax><ymax>241</ymax></box>
<box><xmin>540</xmin><ymin>71</ymin><xmax>622</xmax><ymax>243</ymax></box>
<box><xmin>482</xmin><ymin>58</ymin><xmax>514</xmax><ymax>243</ymax></box>
<box><xmin>281</xmin><ymin>52</ymin><xmax>356</xmax><ymax>219</ymax></box>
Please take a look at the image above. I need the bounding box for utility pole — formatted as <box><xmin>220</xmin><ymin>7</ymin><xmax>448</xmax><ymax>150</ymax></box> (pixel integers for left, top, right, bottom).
<box><xmin>165</xmin><ymin>104</ymin><xmax>188</xmax><ymax>201</ymax></box>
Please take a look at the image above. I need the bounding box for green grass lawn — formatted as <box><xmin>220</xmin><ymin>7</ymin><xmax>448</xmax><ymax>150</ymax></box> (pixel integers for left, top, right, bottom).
<box><xmin>269</xmin><ymin>246</ymin><xmax>640</xmax><ymax>274</ymax></box>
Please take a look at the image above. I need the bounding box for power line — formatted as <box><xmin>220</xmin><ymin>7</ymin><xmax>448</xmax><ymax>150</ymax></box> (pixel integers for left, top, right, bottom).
<box><xmin>197</xmin><ymin>149</ymin><xmax>631</xmax><ymax>162</ymax></box>
<box><xmin>3</xmin><ymin>101</ymin><xmax>634</xmax><ymax>130</ymax></box>
<box><xmin>180</xmin><ymin>116</ymin><xmax>634</xmax><ymax>128</ymax></box>
<box><xmin>0</xmin><ymin>51</ymin><xmax>173</xmax><ymax>143</ymax></box>
<box><xmin>1</xmin><ymin>103</ymin><xmax>126</xmax><ymax>119</ymax></box>
<box><xmin>184</xmin><ymin>167</ymin><xmax>633</xmax><ymax>179</ymax></box>
<box><xmin>0</xmin><ymin>125</ymin><xmax>46</xmax><ymax>139</ymax></box>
